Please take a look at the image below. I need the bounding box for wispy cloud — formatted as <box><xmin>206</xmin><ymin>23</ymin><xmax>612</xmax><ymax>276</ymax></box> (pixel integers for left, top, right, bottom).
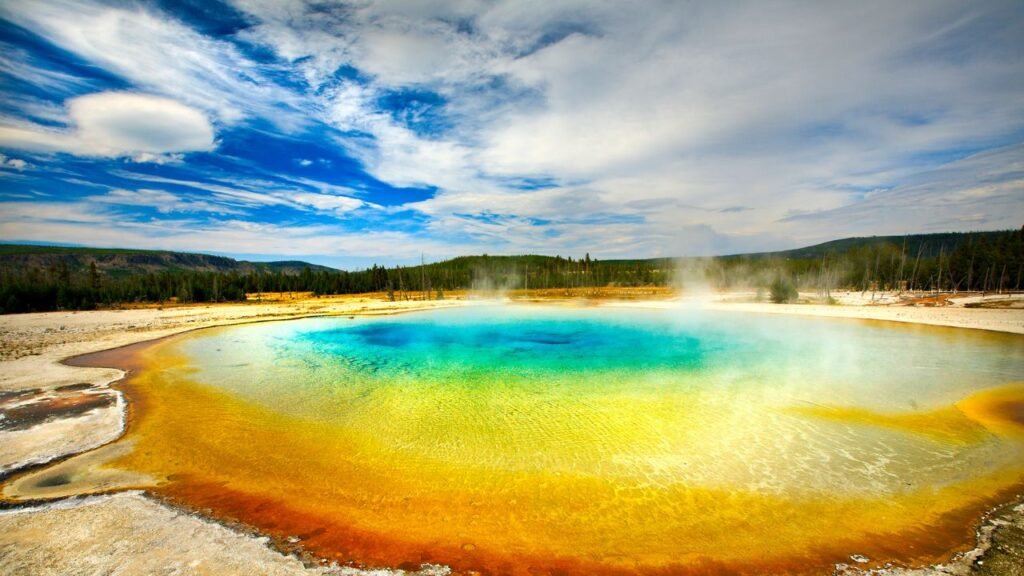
<box><xmin>779</xmin><ymin>144</ymin><xmax>1024</xmax><ymax>236</ymax></box>
<box><xmin>87</xmin><ymin>188</ymin><xmax>245</xmax><ymax>215</ymax></box>
<box><xmin>109</xmin><ymin>169</ymin><xmax>376</xmax><ymax>215</ymax></box>
<box><xmin>230</xmin><ymin>0</ymin><xmax>1024</xmax><ymax>251</ymax></box>
<box><xmin>0</xmin><ymin>0</ymin><xmax>1022</xmax><ymax>264</ymax></box>
<box><xmin>0</xmin><ymin>201</ymin><xmax>471</xmax><ymax>262</ymax></box>
<box><xmin>0</xmin><ymin>0</ymin><xmax>307</xmax><ymax>127</ymax></box>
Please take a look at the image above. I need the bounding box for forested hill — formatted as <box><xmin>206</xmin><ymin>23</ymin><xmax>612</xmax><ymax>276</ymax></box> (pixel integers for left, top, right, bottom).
<box><xmin>0</xmin><ymin>245</ymin><xmax>336</xmax><ymax>276</ymax></box>
<box><xmin>0</xmin><ymin>227</ymin><xmax>1020</xmax><ymax>313</ymax></box>
<box><xmin>724</xmin><ymin>230</ymin><xmax>1012</xmax><ymax>261</ymax></box>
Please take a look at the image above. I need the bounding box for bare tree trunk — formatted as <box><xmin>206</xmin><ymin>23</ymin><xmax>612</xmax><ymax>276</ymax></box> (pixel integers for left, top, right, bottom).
<box><xmin>818</xmin><ymin>254</ymin><xmax>826</xmax><ymax>297</ymax></box>
<box><xmin>872</xmin><ymin>251</ymin><xmax>880</xmax><ymax>301</ymax></box>
<box><xmin>967</xmin><ymin>249</ymin><xmax>975</xmax><ymax>292</ymax></box>
<box><xmin>897</xmin><ymin>238</ymin><xmax>907</xmax><ymax>293</ymax></box>
<box><xmin>888</xmin><ymin>250</ymin><xmax>896</xmax><ymax>292</ymax></box>
<box><xmin>910</xmin><ymin>243</ymin><xmax>924</xmax><ymax>292</ymax></box>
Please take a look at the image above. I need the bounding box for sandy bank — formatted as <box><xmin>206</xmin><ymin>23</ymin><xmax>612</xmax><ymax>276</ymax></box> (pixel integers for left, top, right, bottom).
<box><xmin>1</xmin><ymin>291</ymin><xmax>1022</xmax><ymax>575</ymax></box>
<box><xmin>0</xmin><ymin>491</ymin><xmax>450</xmax><ymax>576</ymax></box>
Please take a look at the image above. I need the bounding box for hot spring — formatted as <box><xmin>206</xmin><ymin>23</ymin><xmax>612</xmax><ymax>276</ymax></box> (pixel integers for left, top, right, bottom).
<box><xmin>78</xmin><ymin>306</ymin><xmax>1024</xmax><ymax>574</ymax></box>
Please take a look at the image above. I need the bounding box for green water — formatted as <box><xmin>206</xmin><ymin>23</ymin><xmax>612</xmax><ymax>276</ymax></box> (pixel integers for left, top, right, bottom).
<box><xmin>172</xmin><ymin>305</ymin><xmax>1024</xmax><ymax>495</ymax></box>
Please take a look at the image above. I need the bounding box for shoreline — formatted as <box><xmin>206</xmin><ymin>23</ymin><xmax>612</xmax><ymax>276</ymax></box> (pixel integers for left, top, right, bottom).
<box><xmin>2</xmin><ymin>292</ymin><xmax>1023</xmax><ymax>575</ymax></box>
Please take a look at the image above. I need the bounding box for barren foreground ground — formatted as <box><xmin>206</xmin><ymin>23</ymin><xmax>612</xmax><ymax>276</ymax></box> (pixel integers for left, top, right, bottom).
<box><xmin>1</xmin><ymin>290</ymin><xmax>1022</xmax><ymax>576</ymax></box>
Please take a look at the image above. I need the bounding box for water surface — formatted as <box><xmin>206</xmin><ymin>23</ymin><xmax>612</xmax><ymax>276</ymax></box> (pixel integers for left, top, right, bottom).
<box><xmin>110</xmin><ymin>306</ymin><xmax>1024</xmax><ymax>574</ymax></box>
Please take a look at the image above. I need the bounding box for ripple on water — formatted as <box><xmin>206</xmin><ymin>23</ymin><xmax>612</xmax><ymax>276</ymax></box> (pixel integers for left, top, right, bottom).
<box><xmin>69</xmin><ymin>307</ymin><xmax>1024</xmax><ymax>574</ymax></box>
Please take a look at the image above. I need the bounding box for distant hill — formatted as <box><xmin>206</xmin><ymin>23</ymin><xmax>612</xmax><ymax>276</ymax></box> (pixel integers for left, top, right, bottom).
<box><xmin>401</xmin><ymin>231</ymin><xmax>1014</xmax><ymax>269</ymax></box>
<box><xmin>0</xmin><ymin>244</ymin><xmax>337</xmax><ymax>276</ymax></box>
<box><xmin>721</xmin><ymin>230</ymin><xmax>1014</xmax><ymax>261</ymax></box>
<box><xmin>0</xmin><ymin>228</ymin><xmax>1019</xmax><ymax>313</ymax></box>
<box><xmin>1</xmin><ymin>230</ymin><xmax>1013</xmax><ymax>277</ymax></box>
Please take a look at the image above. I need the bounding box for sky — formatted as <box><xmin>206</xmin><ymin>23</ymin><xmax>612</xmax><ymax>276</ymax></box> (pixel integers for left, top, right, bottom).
<box><xmin>0</xmin><ymin>0</ymin><xmax>1022</xmax><ymax>269</ymax></box>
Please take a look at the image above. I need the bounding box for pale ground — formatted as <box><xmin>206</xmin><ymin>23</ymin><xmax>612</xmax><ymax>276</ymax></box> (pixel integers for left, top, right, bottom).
<box><xmin>608</xmin><ymin>290</ymin><xmax>1024</xmax><ymax>334</ymax></box>
<box><xmin>1</xmin><ymin>290</ymin><xmax>1022</xmax><ymax>575</ymax></box>
<box><xmin>0</xmin><ymin>491</ymin><xmax>451</xmax><ymax>576</ymax></box>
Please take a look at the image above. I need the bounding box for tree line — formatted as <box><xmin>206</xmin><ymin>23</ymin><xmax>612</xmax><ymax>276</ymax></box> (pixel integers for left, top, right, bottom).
<box><xmin>0</xmin><ymin>228</ymin><xmax>1020</xmax><ymax>313</ymax></box>
<box><xmin>707</xmin><ymin>226</ymin><xmax>1023</xmax><ymax>299</ymax></box>
<box><xmin>0</xmin><ymin>253</ymin><xmax>670</xmax><ymax>313</ymax></box>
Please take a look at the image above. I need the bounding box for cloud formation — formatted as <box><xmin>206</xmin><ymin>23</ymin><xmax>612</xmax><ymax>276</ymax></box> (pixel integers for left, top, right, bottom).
<box><xmin>0</xmin><ymin>92</ymin><xmax>216</xmax><ymax>161</ymax></box>
<box><xmin>88</xmin><ymin>188</ymin><xmax>241</xmax><ymax>215</ymax></box>
<box><xmin>0</xmin><ymin>0</ymin><xmax>1022</xmax><ymax>266</ymax></box>
<box><xmin>0</xmin><ymin>153</ymin><xmax>29</xmax><ymax>171</ymax></box>
<box><xmin>0</xmin><ymin>0</ymin><xmax>305</xmax><ymax>126</ymax></box>
<box><xmin>229</xmin><ymin>0</ymin><xmax>1024</xmax><ymax>251</ymax></box>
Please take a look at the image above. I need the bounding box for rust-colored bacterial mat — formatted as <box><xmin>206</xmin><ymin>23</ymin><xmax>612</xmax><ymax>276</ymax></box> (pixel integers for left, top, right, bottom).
<box><xmin>67</xmin><ymin>307</ymin><xmax>1024</xmax><ymax>575</ymax></box>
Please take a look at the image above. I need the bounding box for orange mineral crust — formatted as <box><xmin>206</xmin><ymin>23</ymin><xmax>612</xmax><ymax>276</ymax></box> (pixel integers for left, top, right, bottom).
<box><xmin>64</xmin><ymin>309</ymin><xmax>1024</xmax><ymax>574</ymax></box>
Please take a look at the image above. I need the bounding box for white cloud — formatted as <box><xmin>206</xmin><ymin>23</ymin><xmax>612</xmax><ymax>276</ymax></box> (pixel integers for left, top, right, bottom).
<box><xmin>0</xmin><ymin>153</ymin><xmax>30</xmax><ymax>171</ymax></box>
<box><xmin>88</xmin><ymin>188</ymin><xmax>244</xmax><ymax>215</ymax></box>
<box><xmin>0</xmin><ymin>201</ymin><xmax>464</xmax><ymax>262</ymax></box>
<box><xmin>68</xmin><ymin>93</ymin><xmax>215</xmax><ymax>156</ymax></box>
<box><xmin>0</xmin><ymin>41</ymin><xmax>96</xmax><ymax>93</ymax></box>
<box><xmin>778</xmin><ymin>144</ymin><xmax>1024</xmax><ymax>238</ymax></box>
<box><xmin>226</xmin><ymin>0</ymin><xmax>1024</xmax><ymax>256</ymax></box>
<box><xmin>0</xmin><ymin>0</ymin><xmax>306</xmax><ymax>128</ymax></box>
<box><xmin>108</xmin><ymin>170</ymin><xmax>375</xmax><ymax>216</ymax></box>
<box><xmin>0</xmin><ymin>92</ymin><xmax>216</xmax><ymax>160</ymax></box>
<box><xmin>0</xmin><ymin>201</ymin><xmax>116</xmax><ymax>225</ymax></box>
<box><xmin>289</xmin><ymin>192</ymin><xmax>366</xmax><ymax>214</ymax></box>
<box><xmin>108</xmin><ymin>171</ymin><xmax>295</xmax><ymax>208</ymax></box>
<box><xmin>3</xmin><ymin>0</ymin><xmax>1022</xmax><ymax>259</ymax></box>
<box><xmin>359</xmin><ymin>28</ymin><xmax>453</xmax><ymax>86</ymax></box>
<box><xmin>303</xmin><ymin>80</ymin><xmax>479</xmax><ymax>191</ymax></box>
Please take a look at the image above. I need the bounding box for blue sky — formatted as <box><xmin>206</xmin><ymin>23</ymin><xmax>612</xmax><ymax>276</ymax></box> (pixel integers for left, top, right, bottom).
<box><xmin>0</xmin><ymin>0</ymin><xmax>1022</xmax><ymax>268</ymax></box>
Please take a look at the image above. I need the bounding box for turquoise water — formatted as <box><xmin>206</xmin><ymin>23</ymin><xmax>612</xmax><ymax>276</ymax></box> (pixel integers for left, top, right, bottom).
<box><xmin>167</xmin><ymin>305</ymin><xmax>1024</xmax><ymax>493</ymax></box>
<box><xmin>124</xmin><ymin>305</ymin><xmax>1024</xmax><ymax>572</ymax></box>
<box><xmin>185</xmin><ymin>305</ymin><xmax>1023</xmax><ymax>410</ymax></box>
